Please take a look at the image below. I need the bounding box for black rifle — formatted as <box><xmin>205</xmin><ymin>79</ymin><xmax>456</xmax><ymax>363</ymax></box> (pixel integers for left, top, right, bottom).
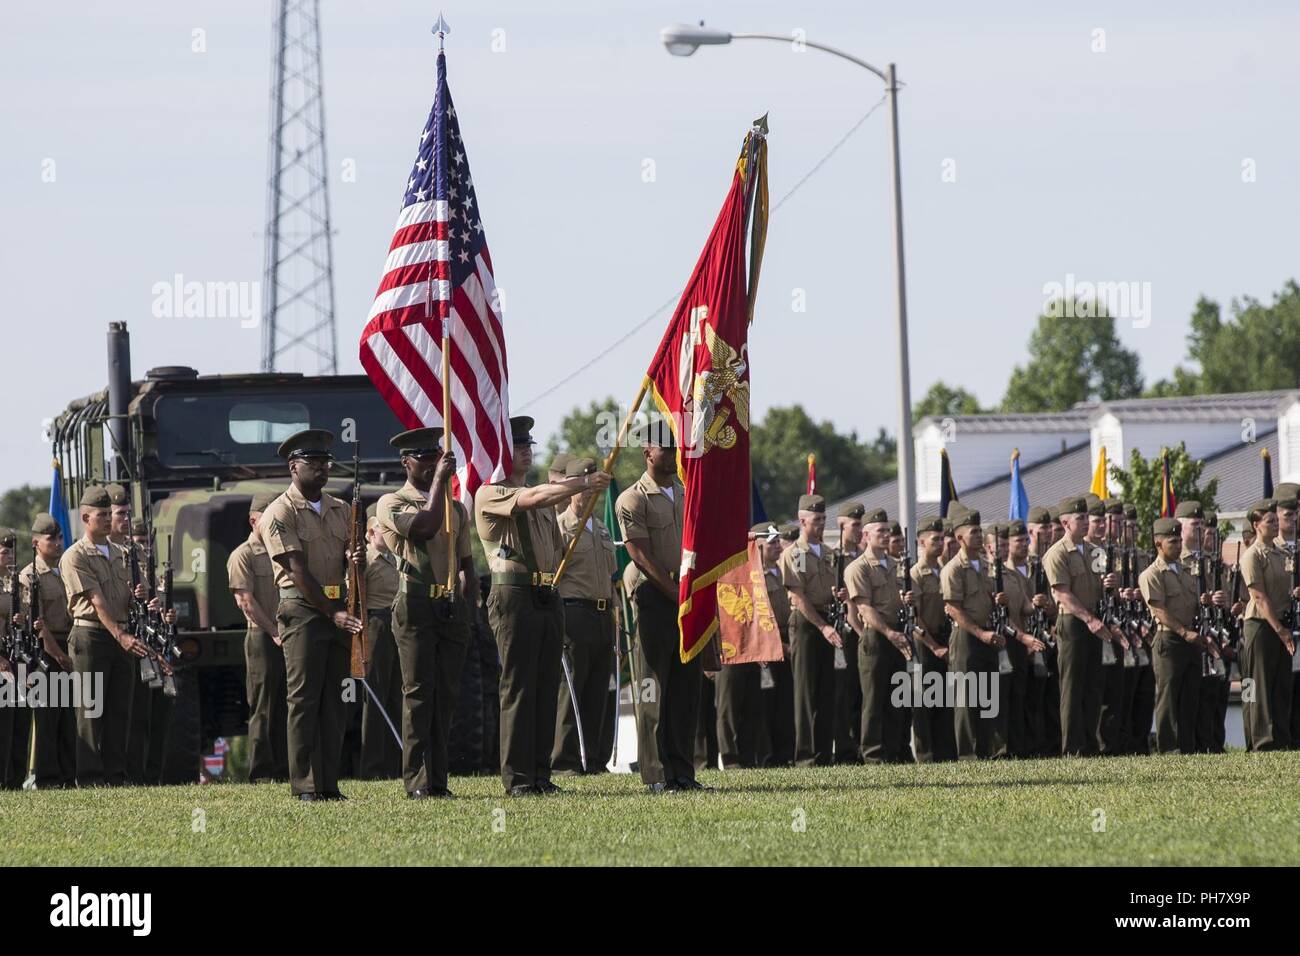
<box><xmin>829</xmin><ymin>548</ymin><xmax>851</xmax><ymax>639</ymax></box>
<box><xmin>1195</xmin><ymin>551</ymin><xmax>1224</xmax><ymax>677</ymax></box>
<box><xmin>989</xmin><ymin>551</ymin><xmax>1018</xmax><ymax>644</ymax></box>
<box><xmin>897</xmin><ymin>528</ymin><xmax>920</xmax><ymax>668</ymax></box>
<box><xmin>1289</xmin><ymin>539</ymin><xmax>1300</xmax><ymax>648</ymax></box>
<box><xmin>1225</xmin><ymin>554</ymin><xmax>1243</xmax><ymax>650</ymax></box>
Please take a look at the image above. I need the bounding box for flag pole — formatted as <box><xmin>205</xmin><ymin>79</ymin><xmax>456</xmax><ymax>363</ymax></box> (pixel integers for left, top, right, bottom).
<box><xmin>434</xmin><ymin>14</ymin><xmax>456</xmax><ymax>592</ymax></box>
<box><xmin>553</xmin><ymin>377</ymin><xmax>650</xmax><ymax>588</ymax></box>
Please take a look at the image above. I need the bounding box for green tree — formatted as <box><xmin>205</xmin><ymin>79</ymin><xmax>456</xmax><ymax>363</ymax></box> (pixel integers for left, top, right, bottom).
<box><xmin>914</xmin><ymin>381</ymin><xmax>983</xmax><ymax>420</ymax></box>
<box><xmin>0</xmin><ymin>484</ymin><xmax>50</xmax><ymax>569</ymax></box>
<box><xmin>544</xmin><ymin>396</ymin><xmax>647</xmax><ymax>492</ymax></box>
<box><xmin>1001</xmin><ymin>302</ymin><xmax>1143</xmax><ymax>412</ymax></box>
<box><xmin>1147</xmin><ymin>282</ymin><xmax>1300</xmax><ymax>396</ymax></box>
<box><xmin>750</xmin><ymin>406</ymin><xmax>895</xmax><ymax>519</ymax></box>
<box><xmin>1108</xmin><ymin>444</ymin><xmax>1218</xmax><ymax>549</ymax></box>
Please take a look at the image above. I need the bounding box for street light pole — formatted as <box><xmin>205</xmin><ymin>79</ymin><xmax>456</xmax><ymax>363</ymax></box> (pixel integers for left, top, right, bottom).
<box><xmin>661</xmin><ymin>25</ymin><xmax>915</xmax><ymax>531</ymax></box>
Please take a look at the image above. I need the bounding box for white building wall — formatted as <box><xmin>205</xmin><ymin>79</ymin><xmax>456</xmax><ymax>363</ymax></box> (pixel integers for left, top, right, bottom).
<box><xmin>1279</xmin><ymin>401</ymin><xmax>1300</xmax><ymax>483</ymax></box>
<box><xmin>1118</xmin><ymin>421</ymin><xmax>1245</xmax><ymax>464</ymax></box>
<box><xmin>916</xmin><ymin>428</ymin><xmax>1084</xmax><ymax>502</ymax></box>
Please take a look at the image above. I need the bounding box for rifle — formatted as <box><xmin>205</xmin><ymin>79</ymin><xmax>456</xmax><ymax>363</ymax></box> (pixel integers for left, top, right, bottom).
<box><xmin>1289</xmin><ymin>537</ymin><xmax>1300</xmax><ymax>652</ymax></box>
<box><xmin>829</xmin><ymin>547</ymin><xmax>850</xmax><ymax>640</ymax></box>
<box><xmin>989</xmin><ymin>551</ymin><xmax>1017</xmax><ymax>674</ymax></box>
<box><xmin>1122</xmin><ymin>524</ymin><xmax>1150</xmax><ymax>665</ymax></box>
<box><xmin>1195</xmin><ymin>550</ymin><xmax>1225</xmax><ymax>678</ymax></box>
<box><xmin>1097</xmin><ymin>528</ymin><xmax>1129</xmax><ymax>666</ymax></box>
<box><xmin>347</xmin><ymin>443</ymin><xmax>369</xmax><ymax>679</ymax></box>
<box><xmin>1026</xmin><ymin>554</ymin><xmax>1056</xmax><ymax>677</ymax></box>
<box><xmin>897</xmin><ymin>528</ymin><xmax>920</xmax><ymax>673</ymax></box>
<box><xmin>22</xmin><ymin>565</ymin><xmax>51</xmax><ymax>675</ymax></box>
<box><xmin>154</xmin><ymin>535</ymin><xmax>179</xmax><ymax>697</ymax></box>
<box><xmin>1225</xmin><ymin>546</ymin><xmax>1243</xmax><ymax>650</ymax></box>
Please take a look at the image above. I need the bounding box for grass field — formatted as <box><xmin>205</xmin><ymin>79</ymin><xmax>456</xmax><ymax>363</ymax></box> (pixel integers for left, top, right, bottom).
<box><xmin>4</xmin><ymin>750</ymin><xmax>1296</xmax><ymax>866</ymax></box>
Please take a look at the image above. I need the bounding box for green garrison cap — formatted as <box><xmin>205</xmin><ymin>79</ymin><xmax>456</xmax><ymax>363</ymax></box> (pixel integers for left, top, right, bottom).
<box><xmin>862</xmin><ymin>507</ymin><xmax>888</xmax><ymax>526</ymax></box>
<box><xmin>1104</xmin><ymin>498</ymin><xmax>1124</xmax><ymax>515</ymax></box>
<box><xmin>130</xmin><ymin>518</ymin><xmax>147</xmax><ymax>536</ymax></box>
<box><xmin>565</xmin><ymin>457</ymin><xmax>597</xmax><ymax>478</ymax></box>
<box><xmin>798</xmin><ymin>494</ymin><xmax>825</xmax><ymax>514</ymax></box>
<box><xmin>1174</xmin><ymin>500</ymin><xmax>1203</xmax><ymax>519</ymax></box>
<box><xmin>389</xmin><ymin>427</ymin><xmax>444</xmax><ymax>455</ymax></box>
<box><xmin>750</xmin><ymin>522</ymin><xmax>780</xmax><ymax>540</ymax></box>
<box><xmin>0</xmin><ymin>528</ymin><xmax>15</xmax><ymax>547</ymax></box>
<box><xmin>1027</xmin><ymin>506</ymin><xmax>1051</xmax><ymax>525</ymax></box>
<box><xmin>1084</xmin><ymin>493</ymin><xmax>1102</xmax><ymax>509</ymax></box>
<box><xmin>1275</xmin><ymin>482</ymin><xmax>1300</xmax><ymax>503</ymax></box>
<box><xmin>1058</xmin><ymin>496</ymin><xmax>1087</xmax><ymax>516</ymax></box>
<box><xmin>276</xmin><ymin>428</ymin><xmax>335</xmax><ymax>461</ymax></box>
<box><xmin>629</xmin><ymin>417</ymin><xmax>675</xmax><ymax>448</ymax></box>
<box><xmin>1203</xmin><ymin>510</ymin><xmax>1217</xmax><ymax>526</ymax></box>
<box><xmin>80</xmin><ymin>485</ymin><xmax>112</xmax><ymax>510</ymax></box>
<box><xmin>1005</xmin><ymin>519</ymin><xmax>1027</xmax><ymax>537</ymax></box>
<box><xmin>1046</xmin><ymin>506</ymin><xmax>1062</xmax><ymax>522</ymax></box>
<box><xmin>779</xmin><ymin>522</ymin><xmax>800</xmax><ymax>541</ymax></box>
<box><xmin>916</xmin><ymin>516</ymin><xmax>944</xmax><ymax>534</ymax></box>
<box><xmin>1153</xmin><ymin>517</ymin><xmax>1180</xmax><ymax>537</ymax></box>
<box><xmin>1248</xmin><ymin>499</ymin><xmax>1276</xmax><ymax>521</ymax></box>
<box><xmin>941</xmin><ymin>518</ymin><xmax>955</xmax><ymax>535</ymax></box>
<box><xmin>1087</xmin><ymin>498</ymin><xmax>1106</xmax><ymax>517</ymax></box>
<box><xmin>509</xmin><ymin>416</ymin><xmax>536</xmax><ymax>446</ymax></box>
<box><xmin>838</xmin><ymin>502</ymin><xmax>865</xmax><ymax>520</ymax></box>
<box><xmin>889</xmin><ymin>521</ymin><xmax>903</xmax><ymax>537</ymax></box>
<box><xmin>250</xmin><ymin>489</ymin><xmax>282</xmax><ymax>514</ymax></box>
<box><xmin>106</xmin><ymin>483</ymin><xmax>129</xmax><ymax>507</ymax></box>
<box><xmin>951</xmin><ymin>507</ymin><xmax>981</xmax><ymax>530</ymax></box>
<box><xmin>548</xmin><ymin>451</ymin><xmax>573</xmax><ymax>476</ymax></box>
<box><xmin>1124</xmin><ymin>502</ymin><xmax>1138</xmax><ymax>520</ymax></box>
<box><xmin>31</xmin><ymin>513</ymin><xmax>60</xmax><ymax>536</ymax></box>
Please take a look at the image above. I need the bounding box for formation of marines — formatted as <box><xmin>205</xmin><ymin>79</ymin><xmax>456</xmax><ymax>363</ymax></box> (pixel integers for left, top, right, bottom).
<box><xmin>3</xmin><ymin>420</ymin><xmax>1298</xmax><ymax>796</ymax></box>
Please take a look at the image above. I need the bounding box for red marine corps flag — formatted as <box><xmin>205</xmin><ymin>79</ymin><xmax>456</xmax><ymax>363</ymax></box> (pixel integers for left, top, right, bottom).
<box><xmin>646</xmin><ymin>118</ymin><xmax>769</xmax><ymax>662</ymax></box>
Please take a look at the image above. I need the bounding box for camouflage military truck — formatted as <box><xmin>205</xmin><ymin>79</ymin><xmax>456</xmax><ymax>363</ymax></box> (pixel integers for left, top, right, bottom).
<box><xmin>47</xmin><ymin>323</ymin><xmax>501</xmax><ymax>782</ymax></box>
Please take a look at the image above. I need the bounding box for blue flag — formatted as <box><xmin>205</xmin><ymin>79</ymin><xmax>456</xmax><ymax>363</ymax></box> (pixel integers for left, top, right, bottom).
<box><xmin>751</xmin><ymin>479</ymin><xmax>768</xmax><ymax>525</ymax></box>
<box><xmin>1008</xmin><ymin>449</ymin><xmax>1029</xmax><ymax>520</ymax></box>
<box><xmin>49</xmin><ymin>458</ymin><xmax>74</xmax><ymax>545</ymax></box>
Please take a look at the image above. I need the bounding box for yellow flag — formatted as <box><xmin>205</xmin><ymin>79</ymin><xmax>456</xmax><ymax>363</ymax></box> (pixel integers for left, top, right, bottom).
<box><xmin>1090</xmin><ymin>447</ymin><xmax>1109</xmax><ymax>499</ymax></box>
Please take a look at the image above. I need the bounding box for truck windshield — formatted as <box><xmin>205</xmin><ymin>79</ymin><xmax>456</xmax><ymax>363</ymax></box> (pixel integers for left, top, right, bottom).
<box><xmin>155</xmin><ymin>388</ymin><xmax>406</xmax><ymax>467</ymax></box>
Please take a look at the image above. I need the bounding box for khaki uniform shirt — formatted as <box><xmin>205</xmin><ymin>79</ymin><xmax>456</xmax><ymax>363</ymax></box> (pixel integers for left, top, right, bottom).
<box><xmin>1241</xmin><ymin>538</ymin><xmax>1291</xmax><ymax>621</ymax></box>
<box><xmin>365</xmin><ymin>549</ymin><xmax>400</xmax><ymax>610</ymax></box>
<box><xmin>376</xmin><ymin>481</ymin><xmax>473</xmax><ymax>588</ymax></box>
<box><xmin>763</xmin><ymin>566</ymin><xmax>791</xmax><ymax>634</ymax></box>
<box><xmin>556</xmin><ymin>509</ymin><xmax>617</xmax><ymax>601</ymax></box>
<box><xmin>778</xmin><ymin>538</ymin><xmax>836</xmax><ymax>610</ymax></box>
<box><xmin>259</xmin><ymin>484</ymin><xmax>351</xmax><ymax>593</ymax></box>
<box><xmin>1043</xmin><ymin>532</ymin><xmax>1101</xmax><ymax>615</ymax></box>
<box><xmin>21</xmin><ymin>555</ymin><xmax>72</xmax><ymax>637</ymax></box>
<box><xmin>615</xmin><ymin>471</ymin><xmax>684</xmax><ymax>592</ymax></box>
<box><xmin>941</xmin><ymin>550</ymin><xmax>994</xmax><ymax>627</ymax></box>
<box><xmin>475</xmin><ymin>482</ymin><xmax>564</xmax><ymax>576</ymax></box>
<box><xmin>59</xmin><ymin>536</ymin><xmax>132</xmax><ymax>626</ymax></box>
<box><xmin>910</xmin><ymin>560</ymin><xmax>947</xmax><ymax>641</ymax></box>
<box><xmin>227</xmin><ymin>533</ymin><xmax>280</xmax><ymax>631</ymax></box>
<box><xmin>1002</xmin><ymin>562</ymin><xmax>1033</xmax><ymax>630</ymax></box>
<box><xmin>1139</xmin><ymin>554</ymin><xmax>1198</xmax><ymax>631</ymax></box>
<box><xmin>845</xmin><ymin>552</ymin><xmax>900</xmax><ymax>630</ymax></box>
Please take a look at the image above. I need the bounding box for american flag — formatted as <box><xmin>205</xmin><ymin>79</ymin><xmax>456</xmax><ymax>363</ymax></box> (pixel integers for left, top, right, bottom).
<box><xmin>360</xmin><ymin>50</ymin><xmax>511</xmax><ymax>502</ymax></box>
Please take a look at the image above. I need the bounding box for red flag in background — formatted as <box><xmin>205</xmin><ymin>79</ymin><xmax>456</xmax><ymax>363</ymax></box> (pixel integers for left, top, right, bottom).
<box><xmin>717</xmin><ymin>539</ymin><xmax>784</xmax><ymax>665</ymax></box>
<box><xmin>806</xmin><ymin>453</ymin><xmax>816</xmax><ymax>495</ymax></box>
<box><xmin>644</xmin><ymin>119</ymin><xmax>769</xmax><ymax>663</ymax></box>
<box><xmin>1159</xmin><ymin>448</ymin><xmax>1178</xmax><ymax>518</ymax></box>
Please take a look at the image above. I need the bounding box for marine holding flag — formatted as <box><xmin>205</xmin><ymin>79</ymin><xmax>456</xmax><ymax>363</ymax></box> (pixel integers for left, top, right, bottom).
<box><xmin>615</xmin><ymin>119</ymin><xmax>768</xmax><ymax>793</ymax></box>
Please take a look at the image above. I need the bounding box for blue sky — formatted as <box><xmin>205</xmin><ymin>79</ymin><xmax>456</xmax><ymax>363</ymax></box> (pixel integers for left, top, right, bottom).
<box><xmin>3</xmin><ymin>1</ymin><xmax>1298</xmax><ymax>490</ymax></box>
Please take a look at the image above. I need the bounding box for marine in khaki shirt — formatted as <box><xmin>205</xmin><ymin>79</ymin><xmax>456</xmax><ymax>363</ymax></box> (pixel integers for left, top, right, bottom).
<box><xmin>1042</xmin><ymin>523</ymin><xmax>1103</xmax><ymax>618</ymax></box>
<box><xmin>364</xmin><ymin>540</ymin><xmax>400</xmax><ymax>611</ymax></box>
<box><xmin>1139</xmin><ymin>551</ymin><xmax>1199</xmax><ymax>634</ymax></box>
<box><xmin>476</xmin><ymin>484</ymin><xmax>565</xmax><ymax>579</ymax></box>
<box><xmin>556</xmin><ymin>507</ymin><xmax>617</xmax><ymax>602</ymax></box>
<box><xmin>259</xmin><ymin>481</ymin><xmax>351</xmax><ymax>595</ymax></box>
<box><xmin>615</xmin><ymin>468</ymin><xmax>685</xmax><ymax>596</ymax></box>
<box><xmin>227</xmin><ymin>530</ymin><xmax>281</xmax><ymax>636</ymax></box>
<box><xmin>941</xmin><ymin>547</ymin><xmax>995</xmax><ymax>629</ymax></box>
<box><xmin>377</xmin><ymin>479</ymin><xmax>473</xmax><ymax>595</ymax></box>
<box><xmin>779</xmin><ymin>533</ymin><xmax>838</xmax><ymax>613</ymax></box>
<box><xmin>1240</xmin><ymin>534</ymin><xmax>1291</xmax><ymax>625</ymax></box>
<box><xmin>61</xmin><ymin>533</ymin><xmax>135</xmax><ymax>633</ymax></box>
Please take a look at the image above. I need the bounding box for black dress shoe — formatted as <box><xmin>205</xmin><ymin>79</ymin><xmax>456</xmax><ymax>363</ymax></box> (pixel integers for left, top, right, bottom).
<box><xmin>431</xmin><ymin>787</ymin><xmax>454</xmax><ymax>799</ymax></box>
<box><xmin>677</xmin><ymin>778</ymin><xmax>713</xmax><ymax>791</ymax></box>
<box><xmin>298</xmin><ymin>792</ymin><xmax>322</xmax><ymax>802</ymax></box>
<box><xmin>408</xmin><ymin>788</ymin><xmax>433</xmax><ymax>800</ymax></box>
<box><xmin>508</xmin><ymin>784</ymin><xmax>540</xmax><ymax>797</ymax></box>
<box><xmin>536</xmin><ymin>780</ymin><xmax>563</xmax><ymax>795</ymax></box>
<box><xmin>322</xmin><ymin>791</ymin><xmax>348</xmax><ymax>801</ymax></box>
<box><xmin>647</xmin><ymin>780</ymin><xmax>683</xmax><ymax>794</ymax></box>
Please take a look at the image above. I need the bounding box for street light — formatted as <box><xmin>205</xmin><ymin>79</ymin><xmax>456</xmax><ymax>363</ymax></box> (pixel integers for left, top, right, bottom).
<box><xmin>660</xmin><ymin>23</ymin><xmax>917</xmax><ymax>535</ymax></box>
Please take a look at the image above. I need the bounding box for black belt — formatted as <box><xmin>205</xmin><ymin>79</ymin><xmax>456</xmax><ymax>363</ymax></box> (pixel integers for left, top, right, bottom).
<box><xmin>563</xmin><ymin>597</ymin><xmax>610</xmax><ymax>612</ymax></box>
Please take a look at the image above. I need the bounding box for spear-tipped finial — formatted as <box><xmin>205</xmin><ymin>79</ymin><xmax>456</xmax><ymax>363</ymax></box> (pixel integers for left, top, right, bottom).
<box><xmin>433</xmin><ymin>12</ymin><xmax>450</xmax><ymax>50</ymax></box>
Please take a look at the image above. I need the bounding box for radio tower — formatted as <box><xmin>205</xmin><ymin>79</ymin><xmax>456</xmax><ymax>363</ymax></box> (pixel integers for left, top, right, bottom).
<box><xmin>260</xmin><ymin>0</ymin><xmax>338</xmax><ymax>373</ymax></box>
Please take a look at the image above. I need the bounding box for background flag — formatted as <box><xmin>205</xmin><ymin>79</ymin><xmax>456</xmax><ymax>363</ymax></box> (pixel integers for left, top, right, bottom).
<box><xmin>806</xmin><ymin>453</ymin><xmax>816</xmax><ymax>495</ymax></box>
<box><xmin>644</xmin><ymin>121</ymin><xmax>768</xmax><ymax>663</ymax></box>
<box><xmin>1159</xmin><ymin>448</ymin><xmax>1178</xmax><ymax>518</ymax></box>
<box><xmin>49</xmin><ymin>458</ymin><xmax>74</xmax><ymax>544</ymax></box>
<box><xmin>359</xmin><ymin>48</ymin><xmax>512</xmax><ymax>506</ymax></box>
<box><xmin>939</xmin><ymin>448</ymin><xmax>959</xmax><ymax>517</ymax></box>
<box><xmin>1263</xmin><ymin>447</ymin><xmax>1274</xmax><ymax>498</ymax></box>
<box><xmin>1090</xmin><ymin>447</ymin><xmax>1109</xmax><ymax>499</ymax></box>
<box><xmin>751</xmin><ymin>479</ymin><xmax>768</xmax><ymax>525</ymax></box>
<box><xmin>1008</xmin><ymin>448</ymin><xmax>1029</xmax><ymax>520</ymax></box>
